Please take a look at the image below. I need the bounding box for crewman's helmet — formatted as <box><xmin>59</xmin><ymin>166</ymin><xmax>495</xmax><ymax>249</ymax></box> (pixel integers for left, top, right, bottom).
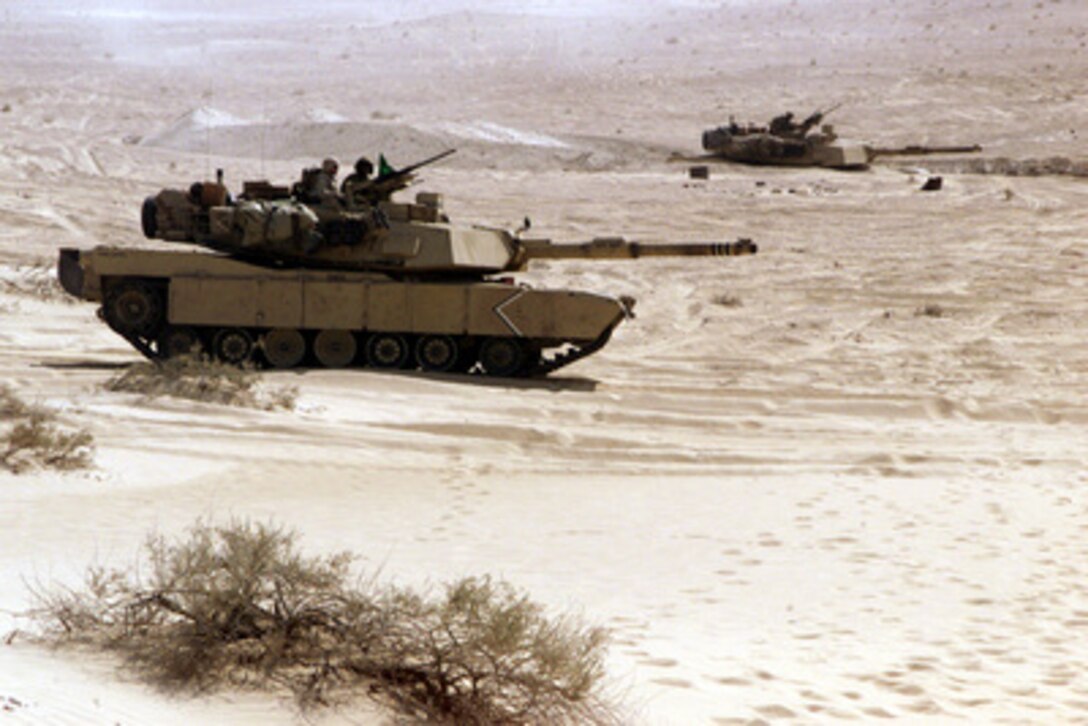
<box><xmin>322</xmin><ymin>157</ymin><xmax>339</xmax><ymax>175</ymax></box>
<box><xmin>354</xmin><ymin>156</ymin><xmax>374</xmax><ymax>177</ymax></box>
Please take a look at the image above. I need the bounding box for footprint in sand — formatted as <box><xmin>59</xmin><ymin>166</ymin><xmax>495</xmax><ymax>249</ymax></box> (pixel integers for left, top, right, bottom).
<box><xmin>905</xmin><ymin>659</ymin><xmax>938</xmax><ymax>673</ymax></box>
<box><xmin>862</xmin><ymin>706</ymin><xmax>896</xmax><ymax>718</ymax></box>
<box><xmin>1</xmin><ymin>696</ymin><xmax>28</xmax><ymax>713</ymax></box>
<box><xmin>650</xmin><ymin>677</ymin><xmax>693</xmax><ymax>689</ymax></box>
<box><xmin>755</xmin><ymin>704</ymin><xmax>797</xmax><ymax>718</ymax></box>
<box><xmin>712</xmin><ymin>676</ymin><xmax>751</xmax><ymax>687</ymax></box>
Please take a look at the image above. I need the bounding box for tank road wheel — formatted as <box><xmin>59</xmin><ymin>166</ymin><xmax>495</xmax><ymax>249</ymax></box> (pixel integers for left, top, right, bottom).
<box><xmin>213</xmin><ymin>328</ymin><xmax>254</xmax><ymax>365</ymax></box>
<box><xmin>158</xmin><ymin>326</ymin><xmax>202</xmax><ymax>359</ymax></box>
<box><xmin>479</xmin><ymin>337</ymin><xmax>525</xmax><ymax>377</ymax></box>
<box><xmin>365</xmin><ymin>333</ymin><xmax>409</xmax><ymax>369</ymax></box>
<box><xmin>104</xmin><ymin>282</ymin><xmax>162</xmax><ymax>336</ymax></box>
<box><xmin>314</xmin><ymin>330</ymin><xmax>357</xmax><ymax>368</ymax></box>
<box><xmin>262</xmin><ymin>328</ymin><xmax>306</xmax><ymax>369</ymax></box>
<box><xmin>415</xmin><ymin>334</ymin><xmax>459</xmax><ymax>373</ymax></box>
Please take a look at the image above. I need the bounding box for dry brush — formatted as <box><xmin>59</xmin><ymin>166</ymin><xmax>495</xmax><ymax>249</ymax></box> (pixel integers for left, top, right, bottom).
<box><xmin>0</xmin><ymin>384</ymin><xmax>94</xmax><ymax>474</ymax></box>
<box><xmin>27</xmin><ymin>520</ymin><xmax>618</xmax><ymax>724</ymax></box>
<box><xmin>103</xmin><ymin>355</ymin><xmax>297</xmax><ymax>411</ymax></box>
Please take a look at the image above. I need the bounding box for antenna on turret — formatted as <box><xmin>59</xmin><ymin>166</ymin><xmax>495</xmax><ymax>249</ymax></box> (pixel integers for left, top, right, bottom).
<box><xmin>259</xmin><ymin>98</ymin><xmax>267</xmax><ymax>179</ymax></box>
<box><xmin>200</xmin><ymin>34</ymin><xmax>212</xmax><ymax>180</ymax></box>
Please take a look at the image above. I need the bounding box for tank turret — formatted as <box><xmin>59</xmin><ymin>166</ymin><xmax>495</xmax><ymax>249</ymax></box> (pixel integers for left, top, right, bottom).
<box><xmin>58</xmin><ymin>156</ymin><xmax>759</xmax><ymax>378</ymax></box>
<box><xmin>139</xmin><ymin>156</ymin><xmax>756</xmax><ymax>278</ymax></box>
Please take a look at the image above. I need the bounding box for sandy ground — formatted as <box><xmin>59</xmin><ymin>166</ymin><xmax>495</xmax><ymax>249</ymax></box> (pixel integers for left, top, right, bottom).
<box><xmin>1</xmin><ymin>1</ymin><xmax>1087</xmax><ymax>723</ymax></box>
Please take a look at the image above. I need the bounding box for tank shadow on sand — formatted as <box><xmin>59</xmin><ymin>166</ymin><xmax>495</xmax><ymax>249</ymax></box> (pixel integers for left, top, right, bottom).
<box><xmin>277</xmin><ymin>366</ymin><xmax>600</xmax><ymax>393</ymax></box>
<box><xmin>37</xmin><ymin>358</ymin><xmax>598</xmax><ymax>392</ymax></box>
<box><xmin>38</xmin><ymin>359</ymin><xmax>132</xmax><ymax>371</ymax></box>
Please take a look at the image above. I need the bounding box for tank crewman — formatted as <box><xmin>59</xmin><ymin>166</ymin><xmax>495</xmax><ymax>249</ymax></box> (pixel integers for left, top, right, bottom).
<box><xmin>314</xmin><ymin>157</ymin><xmax>340</xmax><ymax>198</ymax></box>
<box><xmin>343</xmin><ymin>155</ymin><xmax>406</xmax><ymax>208</ymax></box>
<box><xmin>341</xmin><ymin>156</ymin><xmax>375</xmax><ymax>208</ymax></box>
<box><xmin>769</xmin><ymin>112</ymin><xmax>797</xmax><ymax>137</ymax></box>
<box><xmin>341</xmin><ymin>156</ymin><xmax>374</xmax><ymax>192</ymax></box>
<box><xmin>294</xmin><ymin>157</ymin><xmax>340</xmax><ymax>204</ymax></box>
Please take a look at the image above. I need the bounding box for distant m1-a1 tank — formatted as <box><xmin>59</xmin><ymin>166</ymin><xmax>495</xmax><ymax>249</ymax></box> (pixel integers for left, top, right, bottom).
<box><xmin>702</xmin><ymin>105</ymin><xmax>871</xmax><ymax>170</ymax></box>
<box><xmin>701</xmin><ymin>106</ymin><xmax>981</xmax><ymax>171</ymax></box>
<box><xmin>58</xmin><ymin>153</ymin><xmax>758</xmax><ymax>378</ymax></box>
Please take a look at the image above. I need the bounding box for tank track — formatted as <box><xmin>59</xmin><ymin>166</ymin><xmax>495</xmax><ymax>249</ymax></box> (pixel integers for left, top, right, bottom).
<box><xmin>527</xmin><ymin>328</ymin><xmax>613</xmax><ymax>376</ymax></box>
<box><xmin>105</xmin><ymin>313</ymin><xmax>613</xmax><ymax>378</ymax></box>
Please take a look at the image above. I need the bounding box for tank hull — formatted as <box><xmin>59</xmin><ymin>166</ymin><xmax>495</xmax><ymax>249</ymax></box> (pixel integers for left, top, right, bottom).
<box><xmin>59</xmin><ymin>247</ymin><xmax>630</xmax><ymax>377</ymax></box>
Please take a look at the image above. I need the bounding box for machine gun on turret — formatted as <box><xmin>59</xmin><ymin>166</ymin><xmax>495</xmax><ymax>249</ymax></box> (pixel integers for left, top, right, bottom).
<box><xmin>798</xmin><ymin>102</ymin><xmax>843</xmax><ymax>135</ymax></box>
<box><xmin>345</xmin><ymin>149</ymin><xmax>456</xmax><ymax>207</ymax></box>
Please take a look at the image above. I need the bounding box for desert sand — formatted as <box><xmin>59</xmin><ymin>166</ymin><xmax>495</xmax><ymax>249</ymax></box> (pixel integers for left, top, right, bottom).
<box><xmin>1</xmin><ymin>0</ymin><xmax>1087</xmax><ymax>723</ymax></box>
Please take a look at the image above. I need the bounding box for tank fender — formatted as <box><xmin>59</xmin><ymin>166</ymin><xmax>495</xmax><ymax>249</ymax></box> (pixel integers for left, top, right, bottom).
<box><xmin>57</xmin><ymin>248</ymin><xmax>84</xmax><ymax>298</ymax></box>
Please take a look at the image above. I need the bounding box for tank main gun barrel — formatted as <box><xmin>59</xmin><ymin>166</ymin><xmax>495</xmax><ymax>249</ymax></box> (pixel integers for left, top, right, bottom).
<box><xmin>867</xmin><ymin>144</ymin><xmax>982</xmax><ymax>158</ymax></box>
<box><xmin>519</xmin><ymin>236</ymin><xmax>757</xmax><ymax>261</ymax></box>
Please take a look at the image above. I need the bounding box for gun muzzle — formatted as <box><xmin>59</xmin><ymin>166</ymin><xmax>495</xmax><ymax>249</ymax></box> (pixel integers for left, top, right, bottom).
<box><xmin>709</xmin><ymin>238</ymin><xmax>758</xmax><ymax>256</ymax></box>
<box><xmin>629</xmin><ymin>238</ymin><xmax>758</xmax><ymax>257</ymax></box>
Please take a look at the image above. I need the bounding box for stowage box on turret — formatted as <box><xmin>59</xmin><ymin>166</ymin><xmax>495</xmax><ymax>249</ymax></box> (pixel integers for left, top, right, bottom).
<box><xmin>58</xmin><ymin>154</ymin><xmax>758</xmax><ymax>377</ymax></box>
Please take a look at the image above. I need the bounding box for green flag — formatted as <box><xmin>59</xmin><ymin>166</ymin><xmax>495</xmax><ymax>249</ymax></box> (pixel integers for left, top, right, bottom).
<box><xmin>378</xmin><ymin>154</ymin><xmax>395</xmax><ymax>176</ymax></box>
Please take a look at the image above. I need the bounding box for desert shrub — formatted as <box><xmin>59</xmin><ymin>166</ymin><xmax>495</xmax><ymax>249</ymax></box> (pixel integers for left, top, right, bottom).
<box><xmin>0</xmin><ymin>384</ymin><xmax>94</xmax><ymax>474</ymax></box>
<box><xmin>0</xmin><ymin>383</ymin><xmax>30</xmax><ymax>418</ymax></box>
<box><xmin>103</xmin><ymin>356</ymin><xmax>296</xmax><ymax>411</ymax></box>
<box><xmin>31</xmin><ymin>521</ymin><xmax>369</xmax><ymax>698</ymax></box>
<box><xmin>1</xmin><ymin>413</ymin><xmax>94</xmax><ymax>474</ymax></box>
<box><xmin>0</xmin><ymin>260</ymin><xmax>70</xmax><ymax>303</ymax></box>
<box><xmin>374</xmin><ymin>577</ymin><xmax>612</xmax><ymax>725</ymax></box>
<box><xmin>28</xmin><ymin>520</ymin><xmax>617</xmax><ymax>724</ymax></box>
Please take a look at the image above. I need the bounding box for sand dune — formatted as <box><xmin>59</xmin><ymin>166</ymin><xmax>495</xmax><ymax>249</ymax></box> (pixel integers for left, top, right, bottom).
<box><xmin>140</xmin><ymin>108</ymin><xmax>672</xmax><ymax>172</ymax></box>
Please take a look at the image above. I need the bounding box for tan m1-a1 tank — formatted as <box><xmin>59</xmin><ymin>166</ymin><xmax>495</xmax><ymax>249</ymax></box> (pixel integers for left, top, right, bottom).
<box><xmin>58</xmin><ymin>153</ymin><xmax>757</xmax><ymax>377</ymax></box>
<box><xmin>700</xmin><ymin>105</ymin><xmax>980</xmax><ymax>171</ymax></box>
